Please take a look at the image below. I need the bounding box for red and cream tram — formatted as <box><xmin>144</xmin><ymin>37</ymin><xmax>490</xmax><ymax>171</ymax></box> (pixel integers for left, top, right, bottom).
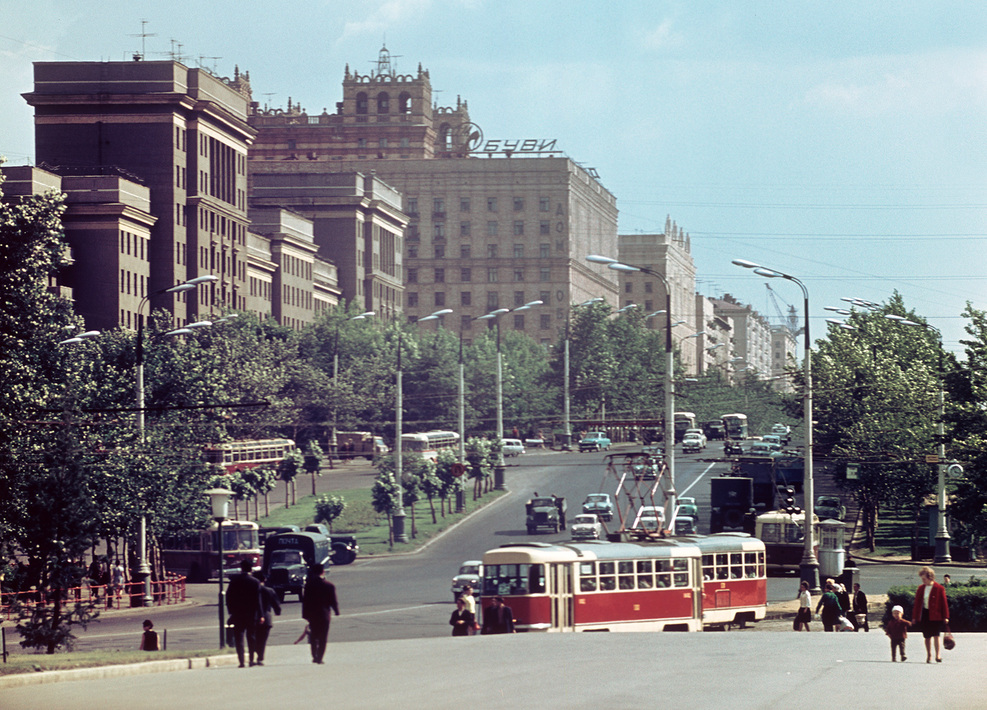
<box><xmin>480</xmin><ymin>535</ymin><xmax>767</xmax><ymax>632</ymax></box>
<box><xmin>687</xmin><ymin>533</ymin><xmax>767</xmax><ymax>627</ymax></box>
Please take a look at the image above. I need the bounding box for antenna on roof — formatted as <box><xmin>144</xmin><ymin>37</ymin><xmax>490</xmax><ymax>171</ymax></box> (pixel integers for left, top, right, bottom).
<box><xmin>128</xmin><ymin>19</ymin><xmax>157</xmax><ymax>61</ymax></box>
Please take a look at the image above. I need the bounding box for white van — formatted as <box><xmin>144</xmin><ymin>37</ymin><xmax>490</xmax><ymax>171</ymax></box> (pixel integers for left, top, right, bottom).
<box><xmin>501</xmin><ymin>438</ymin><xmax>526</xmax><ymax>457</ymax></box>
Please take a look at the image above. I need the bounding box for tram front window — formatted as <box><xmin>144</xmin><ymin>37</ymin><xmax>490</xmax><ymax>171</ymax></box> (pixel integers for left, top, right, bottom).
<box><xmin>482</xmin><ymin>563</ymin><xmax>545</xmax><ymax>596</ymax></box>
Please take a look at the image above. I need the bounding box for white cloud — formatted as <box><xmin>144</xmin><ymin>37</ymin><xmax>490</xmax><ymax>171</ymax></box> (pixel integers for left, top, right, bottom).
<box><xmin>335</xmin><ymin>0</ymin><xmax>435</xmax><ymax>46</ymax></box>
<box><xmin>639</xmin><ymin>19</ymin><xmax>683</xmax><ymax>52</ymax></box>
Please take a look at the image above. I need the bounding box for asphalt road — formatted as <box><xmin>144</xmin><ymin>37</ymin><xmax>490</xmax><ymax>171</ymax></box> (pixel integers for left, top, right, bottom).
<box><xmin>15</xmin><ymin>444</ymin><xmax>970</xmax><ymax>653</ymax></box>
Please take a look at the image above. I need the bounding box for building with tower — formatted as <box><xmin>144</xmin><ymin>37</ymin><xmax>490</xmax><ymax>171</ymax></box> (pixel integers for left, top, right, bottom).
<box><xmin>248</xmin><ymin>46</ymin><xmax>619</xmax><ymax>341</ymax></box>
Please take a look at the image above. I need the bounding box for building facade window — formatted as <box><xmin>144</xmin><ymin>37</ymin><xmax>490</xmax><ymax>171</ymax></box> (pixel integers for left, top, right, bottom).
<box><xmin>513</xmin><ymin>244</ymin><xmax>524</xmax><ymax>258</ymax></box>
<box><xmin>460</xmin><ymin>244</ymin><xmax>471</xmax><ymax>258</ymax></box>
<box><xmin>539</xmin><ymin>197</ymin><xmax>550</xmax><ymax>212</ymax></box>
<box><xmin>514</xmin><ymin>291</ymin><xmax>525</xmax><ymax>306</ymax></box>
<box><xmin>487</xmin><ymin>197</ymin><xmax>497</xmax><ymax>212</ymax></box>
<box><xmin>513</xmin><ymin>197</ymin><xmax>524</xmax><ymax>212</ymax></box>
<box><xmin>486</xmin><ymin>221</ymin><xmax>498</xmax><ymax>237</ymax></box>
<box><xmin>539</xmin><ymin>267</ymin><xmax>550</xmax><ymax>282</ymax></box>
<box><xmin>539</xmin><ymin>243</ymin><xmax>550</xmax><ymax>257</ymax></box>
<box><xmin>435</xmin><ymin>268</ymin><xmax>445</xmax><ymax>283</ymax></box>
<box><xmin>513</xmin><ymin>221</ymin><xmax>524</xmax><ymax>236</ymax></box>
<box><xmin>407</xmin><ymin>292</ymin><xmax>418</xmax><ymax>307</ymax></box>
<box><xmin>435</xmin><ymin>292</ymin><xmax>445</xmax><ymax>307</ymax></box>
<box><xmin>513</xmin><ymin>315</ymin><xmax>524</xmax><ymax>330</ymax></box>
<box><xmin>486</xmin><ymin>292</ymin><xmax>499</xmax><ymax>310</ymax></box>
<box><xmin>460</xmin><ymin>221</ymin><xmax>471</xmax><ymax>237</ymax></box>
<box><xmin>460</xmin><ymin>291</ymin><xmax>472</xmax><ymax>306</ymax></box>
<box><xmin>461</xmin><ymin>268</ymin><xmax>472</xmax><ymax>282</ymax></box>
<box><xmin>460</xmin><ymin>197</ymin><xmax>471</xmax><ymax>212</ymax></box>
<box><xmin>434</xmin><ymin>245</ymin><xmax>445</xmax><ymax>258</ymax></box>
<box><xmin>540</xmin><ymin>313</ymin><xmax>552</xmax><ymax>330</ymax></box>
<box><xmin>487</xmin><ymin>244</ymin><xmax>498</xmax><ymax>258</ymax></box>
<box><xmin>487</xmin><ymin>268</ymin><xmax>499</xmax><ymax>283</ymax></box>
<box><xmin>513</xmin><ymin>269</ymin><xmax>524</xmax><ymax>282</ymax></box>
<box><xmin>408</xmin><ymin>268</ymin><xmax>418</xmax><ymax>283</ymax></box>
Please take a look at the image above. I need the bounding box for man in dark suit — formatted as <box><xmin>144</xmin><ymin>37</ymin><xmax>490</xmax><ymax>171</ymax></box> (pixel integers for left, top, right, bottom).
<box><xmin>226</xmin><ymin>560</ymin><xmax>263</xmax><ymax>667</ymax></box>
<box><xmin>253</xmin><ymin>570</ymin><xmax>281</xmax><ymax>665</ymax></box>
<box><xmin>301</xmin><ymin>562</ymin><xmax>339</xmax><ymax>664</ymax></box>
<box><xmin>481</xmin><ymin>595</ymin><xmax>515</xmax><ymax>634</ymax></box>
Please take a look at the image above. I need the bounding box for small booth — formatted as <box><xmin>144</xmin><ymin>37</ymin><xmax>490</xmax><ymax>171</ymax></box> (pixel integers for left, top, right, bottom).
<box><xmin>817</xmin><ymin>519</ymin><xmax>846</xmax><ymax>579</ymax></box>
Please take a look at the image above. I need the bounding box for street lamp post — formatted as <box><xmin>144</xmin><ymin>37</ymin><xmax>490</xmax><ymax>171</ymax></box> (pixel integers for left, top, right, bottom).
<box><xmin>135</xmin><ymin>275</ymin><xmax>218</xmax><ymax>606</ymax></box>
<box><xmin>587</xmin><ymin>255</ymin><xmax>676</xmax><ymax>525</ymax></box>
<box><xmin>330</xmin><ymin>311</ymin><xmax>374</xmax><ymax>463</ymax></box>
<box><xmin>394</xmin><ymin>308</ymin><xmax>453</xmax><ymax>543</ymax></box>
<box><xmin>733</xmin><ymin>259</ymin><xmax>819</xmax><ymax>592</ymax></box>
<box><xmin>564</xmin><ymin>298</ymin><xmax>604</xmax><ymax>450</ymax></box>
<box><xmin>205</xmin><ymin>487</ymin><xmax>233</xmax><ymax>649</ymax></box>
<box><xmin>886</xmin><ymin>314</ymin><xmax>950</xmax><ymax>563</ymax></box>
<box><xmin>478</xmin><ymin>301</ymin><xmax>542</xmax><ymax>489</ymax></box>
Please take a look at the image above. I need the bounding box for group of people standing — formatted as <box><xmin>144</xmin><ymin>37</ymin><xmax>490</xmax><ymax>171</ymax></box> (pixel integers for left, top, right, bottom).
<box><xmin>793</xmin><ymin>566</ymin><xmax>951</xmax><ymax>664</ymax></box>
<box><xmin>449</xmin><ymin>585</ymin><xmax>516</xmax><ymax>636</ymax></box>
<box><xmin>225</xmin><ymin>559</ymin><xmax>339</xmax><ymax>667</ymax></box>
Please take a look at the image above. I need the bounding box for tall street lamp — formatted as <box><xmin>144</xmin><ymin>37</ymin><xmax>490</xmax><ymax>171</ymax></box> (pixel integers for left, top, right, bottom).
<box><xmin>563</xmin><ymin>298</ymin><xmax>604</xmax><ymax>450</ymax></box>
<box><xmin>394</xmin><ymin>308</ymin><xmax>453</xmax><ymax>543</ymax></box>
<box><xmin>135</xmin><ymin>274</ymin><xmax>218</xmax><ymax>606</ymax></box>
<box><xmin>587</xmin><ymin>255</ymin><xmax>676</xmax><ymax>525</ymax></box>
<box><xmin>733</xmin><ymin>259</ymin><xmax>818</xmax><ymax>592</ymax></box>
<box><xmin>330</xmin><ymin>311</ymin><xmax>375</xmax><ymax>462</ymax></box>
<box><xmin>478</xmin><ymin>300</ymin><xmax>542</xmax><ymax>489</ymax></box>
<box><xmin>886</xmin><ymin>314</ymin><xmax>951</xmax><ymax>563</ymax></box>
<box><xmin>205</xmin><ymin>487</ymin><xmax>233</xmax><ymax>649</ymax></box>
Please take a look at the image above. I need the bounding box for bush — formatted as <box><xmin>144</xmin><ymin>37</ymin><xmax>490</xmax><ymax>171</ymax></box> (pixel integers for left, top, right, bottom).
<box><xmin>883</xmin><ymin>579</ymin><xmax>987</xmax><ymax>632</ymax></box>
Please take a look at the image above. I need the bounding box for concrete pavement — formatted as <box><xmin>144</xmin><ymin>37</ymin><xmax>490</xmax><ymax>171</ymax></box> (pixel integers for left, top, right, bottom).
<box><xmin>2</xmin><ymin>628</ymin><xmax>984</xmax><ymax>709</ymax></box>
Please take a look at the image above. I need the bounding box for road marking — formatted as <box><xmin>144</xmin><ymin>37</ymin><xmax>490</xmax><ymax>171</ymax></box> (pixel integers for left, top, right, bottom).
<box><xmin>679</xmin><ymin>461</ymin><xmax>721</xmax><ymax>498</ymax></box>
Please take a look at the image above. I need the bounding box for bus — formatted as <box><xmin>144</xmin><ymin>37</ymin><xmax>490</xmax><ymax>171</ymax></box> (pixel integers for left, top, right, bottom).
<box><xmin>203</xmin><ymin>438</ymin><xmax>296</xmax><ymax>475</ymax></box>
<box><xmin>720</xmin><ymin>413</ymin><xmax>749</xmax><ymax>441</ymax></box>
<box><xmin>754</xmin><ymin>510</ymin><xmax>819</xmax><ymax>574</ymax></box>
<box><xmin>673</xmin><ymin>412</ymin><xmax>697</xmax><ymax>442</ymax></box>
<box><xmin>480</xmin><ymin>534</ymin><xmax>767</xmax><ymax>633</ymax></box>
<box><xmin>160</xmin><ymin>520</ymin><xmax>262</xmax><ymax>583</ymax></box>
<box><xmin>401</xmin><ymin>430</ymin><xmax>460</xmax><ymax>461</ymax></box>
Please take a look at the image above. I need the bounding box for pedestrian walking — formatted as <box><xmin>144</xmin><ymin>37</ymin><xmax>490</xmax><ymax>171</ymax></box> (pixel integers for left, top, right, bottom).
<box><xmin>450</xmin><ymin>597</ymin><xmax>475</xmax><ymax>636</ymax></box>
<box><xmin>481</xmin><ymin>595</ymin><xmax>515</xmax><ymax>634</ymax></box>
<box><xmin>253</xmin><ymin>570</ymin><xmax>281</xmax><ymax>666</ymax></box>
<box><xmin>852</xmin><ymin>582</ymin><xmax>869</xmax><ymax>631</ymax></box>
<box><xmin>110</xmin><ymin>560</ymin><xmax>125</xmax><ymax>608</ymax></box>
<box><xmin>139</xmin><ymin>619</ymin><xmax>159</xmax><ymax>651</ymax></box>
<box><xmin>886</xmin><ymin>605</ymin><xmax>911</xmax><ymax>662</ymax></box>
<box><xmin>459</xmin><ymin>585</ymin><xmax>479</xmax><ymax>634</ymax></box>
<box><xmin>301</xmin><ymin>562</ymin><xmax>339</xmax><ymax>664</ymax></box>
<box><xmin>793</xmin><ymin>580</ymin><xmax>812</xmax><ymax>631</ymax></box>
<box><xmin>226</xmin><ymin>559</ymin><xmax>263</xmax><ymax>668</ymax></box>
<box><xmin>815</xmin><ymin>578</ymin><xmax>843</xmax><ymax>632</ymax></box>
<box><xmin>913</xmin><ymin>566</ymin><xmax>949</xmax><ymax>663</ymax></box>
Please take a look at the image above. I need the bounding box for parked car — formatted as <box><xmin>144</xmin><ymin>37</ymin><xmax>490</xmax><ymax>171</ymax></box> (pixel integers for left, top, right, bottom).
<box><xmin>570</xmin><ymin>513</ymin><xmax>604</xmax><ymax>540</ymax></box>
<box><xmin>749</xmin><ymin>441</ymin><xmax>782</xmax><ymax>457</ymax></box>
<box><xmin>682</xmin><ymin>432</ymin><xmax>706</xmax><ymax>453</ymax></box>
<box><xmin>815</xmin><ymin>495</ymin><xmax>846</xmax><ymax>521</ymax></box>
<box><xmin>579</xmin><ymin>431</ymin><xmax>612</xmax><ymax>452</ymax></box>
<box><xmin>771</xmin><ymin>423</ymin><xmax>792</xmax><ymax>443</ymax></box>
<box><xmin>501</xmin><ymin>438</ymin><xmax>526</xmax><ymax>457</ymax></box>
<box><xmin>582</xmin><ymin>493</ymin><xmax>614</xmax><ymax>522</ymax></box>
<box><xmin>451</xmin><ymin>560</ymin><xmax>483</xmax><ymax>601</ymax></box>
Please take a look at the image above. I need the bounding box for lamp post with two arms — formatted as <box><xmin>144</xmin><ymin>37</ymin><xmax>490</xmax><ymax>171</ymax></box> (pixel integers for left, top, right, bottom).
<box><xmin>586</xmin><ymin>255</ymin><xmax>677</xmax><ymax>526</ymax></box>
<box><xmin>393</xmin><ymin>308</ymin><xmax>453</xmax><ymax>543</ymax></box>
<box><xmin>732</xmin><ymin>259</ymin><xmax>819</xmax><ymax>592</ymax></box>
<box><xmin>886</xmin><ymin>314</ymin><xmax>951</xmax><ymax>563</ymax></box>
<box><xmin>135</xmin><ymin>274</ymin><xmax>218</xmax><ymax>606</ymax></box>
<box><xmin>477</xmin><ymin>300</ymin><xmax>542</xmax><ymax>489</ymax></box>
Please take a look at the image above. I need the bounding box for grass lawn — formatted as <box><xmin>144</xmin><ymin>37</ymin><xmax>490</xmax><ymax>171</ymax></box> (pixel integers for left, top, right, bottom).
<box><xmin>0</xmin><ymin>649</ymin><xmax>223</xmax><ymax>676</ymax></box>
<box><xmin>257</xmin><ymin>486</ymin><xmax>507</xmax><ymax>557</ymax></box>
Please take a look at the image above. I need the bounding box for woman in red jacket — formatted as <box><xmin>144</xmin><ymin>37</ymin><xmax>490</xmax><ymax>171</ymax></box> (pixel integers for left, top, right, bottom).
<box><xmin>913</xmin><ymin>566</ymin><xmax>949</xmax><ymax>663</ymax></box>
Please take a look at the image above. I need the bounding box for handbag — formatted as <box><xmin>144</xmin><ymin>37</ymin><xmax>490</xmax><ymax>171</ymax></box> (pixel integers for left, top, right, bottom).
<box><xmin>943</xmin><ymin>624</ymin><xmax>955</xmax><ymax>650</ymax></box>
<box><xmin>837</xmin><ymin>615</ymin><xmax>854</xmax><ymax>631</ymax></box>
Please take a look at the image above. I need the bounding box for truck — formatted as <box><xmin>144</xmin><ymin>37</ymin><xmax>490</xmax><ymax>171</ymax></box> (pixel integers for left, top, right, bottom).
<box><xmin>304</xmin><ymin>523</ymin><xmax>359</xmax><ymax>565</ymax></box>
<box><xmin>525</xmin><ymin>495</ymin><xmax>567</xmax><ymax>534</ymax></box>
<box><xmin>335</xmin><ymin>431</ymin><xmax>388</xmax><ymax>461</ymax></box>
<box><xmin>709</xmin><ymin>477</ymin><xmax>755</xmax><ymax>534</ymax></box>
<box><xmin>262</xmin><ymin>531</ymin><xmax>331</xmax><ymax>602</ymax></box>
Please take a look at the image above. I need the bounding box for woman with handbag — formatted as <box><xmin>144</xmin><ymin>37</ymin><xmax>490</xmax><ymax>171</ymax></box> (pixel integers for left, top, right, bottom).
<box><xmin>913</xmin><ymin>566</ymin><xmax>949</xmax><ymax>663</ymax></box>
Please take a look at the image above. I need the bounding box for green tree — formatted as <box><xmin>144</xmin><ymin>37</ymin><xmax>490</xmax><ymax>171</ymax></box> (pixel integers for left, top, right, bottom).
<box><xmin>314</xmin><ymin>494</ymin><xmax>346</xmax><ymax>533</ymax></box>
<box><xmin>278</xmin><ymin>449</ymin><xmax>304</xmax><ymax>508</ymax></box>
<box><xmin>371</xmin><ymin>469</ymin><xmax>400</xmax><ymax>546</ymax></box>
<box><xmin>303</xmin><ymin>440</ymin><xmax>325</xmax><ymax>496</ymax></box>
<box><xmin>812</xmin><ymin>295</ymin><xmax>943</xmax><ymax>549</ymax></box>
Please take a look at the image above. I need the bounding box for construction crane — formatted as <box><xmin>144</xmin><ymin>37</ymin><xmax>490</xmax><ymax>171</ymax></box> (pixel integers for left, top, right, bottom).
<box><xmin>765</xmin><ymin>283</ymin><xmax>802</xmax><ymax>334</ymax></box>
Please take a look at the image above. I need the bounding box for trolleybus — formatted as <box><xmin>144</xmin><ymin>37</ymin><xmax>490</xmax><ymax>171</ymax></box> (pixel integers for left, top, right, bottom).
<box><xmin>401</xmin><ymin>430</ymin><xmax>459</xmax><ymax>460</ymax></box>
<box><xmin>720</xmin><ymin>413</ymin><xmax>749</xmax><ymax>441</ymax></box>
<box><xmin>754</xmin><ymin>510</ymin><xmax>819</xmax><ymax>574</ymax></box>
<box><xmin>480</xmin><ymin>534</ymin><xmax>767</xmax><ymax>632</ymax></box>
<box><xmin>161</xmin><ymin>520</ymin><xmax>262</xmax><ymax>582</ymax></box>
<box><xmin>203</xmin><ymin>438</ymin><xmax>296</xmax><ymax>475</ymax></box>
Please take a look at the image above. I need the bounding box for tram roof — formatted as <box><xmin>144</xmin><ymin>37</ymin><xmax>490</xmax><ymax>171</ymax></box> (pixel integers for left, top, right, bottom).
<box><xmin>483</xmin><ymin>540</ymin><xmax>703</xmax><ymax>564</ymax></box>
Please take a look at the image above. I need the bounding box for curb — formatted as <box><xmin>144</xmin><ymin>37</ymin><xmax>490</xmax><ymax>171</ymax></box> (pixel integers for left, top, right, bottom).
<box><xmin>0</xmin><ymin>653</ymin><xmax>237</xmax><ymax>690</ymax></box>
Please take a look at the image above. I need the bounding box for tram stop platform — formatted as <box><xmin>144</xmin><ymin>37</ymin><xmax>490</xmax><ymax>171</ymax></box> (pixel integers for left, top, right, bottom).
<box><xmin>2</xmin><ymin>629</ymin><xmax>985</xmax><ymax>709</ymax></box>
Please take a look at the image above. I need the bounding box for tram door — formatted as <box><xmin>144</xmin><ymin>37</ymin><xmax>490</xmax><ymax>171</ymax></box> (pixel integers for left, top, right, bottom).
<box><xmin>547</xmin><ymin>562</ymin><xmax>574</xmax><ymax>631</ymax></box>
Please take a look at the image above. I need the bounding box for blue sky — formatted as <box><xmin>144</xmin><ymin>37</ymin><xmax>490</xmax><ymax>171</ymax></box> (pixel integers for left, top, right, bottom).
<box><xmin>1</xmin><ymin>1</ymin><xmax>984</xmax><ymax>352</ymax></box>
